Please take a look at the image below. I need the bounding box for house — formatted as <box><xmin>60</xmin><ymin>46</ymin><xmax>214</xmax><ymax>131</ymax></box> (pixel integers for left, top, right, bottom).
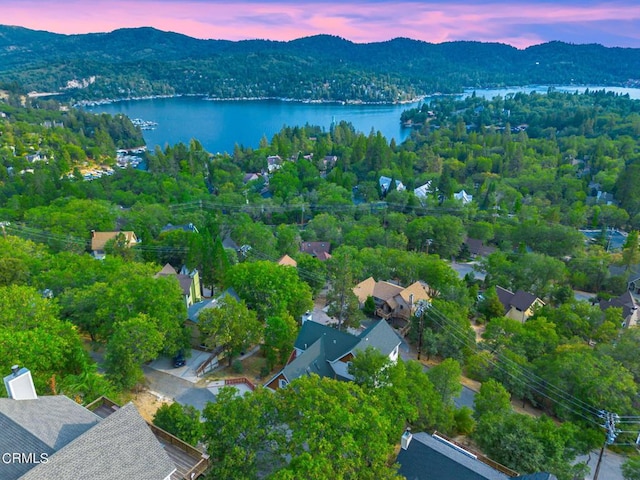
<box><xmin>186</xmin><ymin>288</ymin><xmax>240</xmax><ymax>346</ymax></box>
<box><xmin>321</xmin><ymin>155</ymin><xmax>338</xmax><ymax>171</ymax></box>
<box><xmin>300</xmin><ymin>241</ymin><xmax>331</xmax><ymax>261</ymax></box>
<box><xmin>90</xmin><ymin>230</ymin><xmax>138</xmax><ymax>259</ymax></box>
<box><xmin>25</xmin><ymin>151</ymin><xmax>47</xmax><ymax>163</ymax></box>
<box><xmin>277</xmin><ymin>254</ymin><xmax>298</xmax><ymax>267</ymax></box>
<box><xmin>464</xmin><ymin>238</ymin><xmax>496</xmax><ymax>258</ymax></box>
<box><xmin>266</xmin><ymin>155</ymin><xmax>282</xmax><ymax>173</ymax></box>
<box><xmin>0</xmin><ymin>367</ymin><xmax>177</xmax><ymax>480</ymax></box>
<box><xmin>454</xmin><ymin>190</ymin><xmax>473</xmax><ymax>205</ymax></box>
<box><xmin>599</xmin><ymin>291</ymin><xmax>640</xmax><ymax>328</ymax></box>
<box><xmin>242</xmin><ymin>172</ymin><xmax>260</xmax><ymax>184</ymax></box>
<box><xmin>608</xmin><ymin>263</ymin><xmax>640</xmax><ymax>294</ymax></box>
<box><xmin>413</xmin><ymin>181</ymin><xmax>433</xmax><ymax>200</ymax></box>
<box><xmin>265</xmin><ymin>319</ymin><xmax>401</xmax><ymax>390</ymax></box>
<box><xmin>379</xmin><ymin>176</ymin><xmax>406</xmax><ymax>195</ymax></box>
<box><xmin>397</xmin><ymin>430</ymin><xmax>554</xmax><ymax>480</ymax></box>
<box><xmin>160</xmin><ymin>222</ymin><xmax>199</xmax><ymax>234</ymax></box>
<box><xmin>155</xmin><ymin>264</ymin><xmax>202</xmax><ymax>308</ymax></box>
<box><xmin>496</xmin><ymin>286</ymin><xmax>544</xmax><ymax>323</ymax></box>
<box><xmin>353</xmin><ymin>277</ymin><xmax>433</xmax><ymax>323</ymax></box>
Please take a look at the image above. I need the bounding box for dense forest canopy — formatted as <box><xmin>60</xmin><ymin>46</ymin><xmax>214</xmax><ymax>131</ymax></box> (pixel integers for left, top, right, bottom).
<box><xmin>1</xmin><ymin>25</ymin><xmax>640</xmax><ymax>102</ymax></box>
<box><xmin>4</xmin><ymin>72</ymin><xmax>640</xmax><ymax>478</ymax></box>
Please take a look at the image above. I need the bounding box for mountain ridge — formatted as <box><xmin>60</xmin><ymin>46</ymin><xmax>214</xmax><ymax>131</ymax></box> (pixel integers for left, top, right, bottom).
<box><xmin>1</xmin><ymin>25</ymin><xmax>639</xmax><ymax>103</ymax></box>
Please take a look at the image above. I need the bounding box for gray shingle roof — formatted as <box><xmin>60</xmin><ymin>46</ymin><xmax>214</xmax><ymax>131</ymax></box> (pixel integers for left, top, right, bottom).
<box><xmin>19</xmin><ymin>403</ymin><xmax>175</xmax><ymax>480</ymax></box>
<box><xmin>282</xmin><ymin>338</ymin><xmax>333</xmax><ymax>382</ymax></box>
<box><xmin>0</xmin><ymin>396</ymin><xmax>101</xmax><ymax>480</ymax></box>
<box><xmin>496</xmin><ymin>286</ymin><xmax>540</xmax><ymax>313</ymax></box>
<box><xmin>397</xmin><ymin>432</ymin><xmax>510</xmax><ymax>480</ymax></box>
<box><xmin>353</xmin><ymin>320</ymin><xmax>401</xmax><ymax>357</ymax></box>
<box><xmin>187</xmin><ymin>287</ymin><xmax>241</xmax><ymax>323</ymax></box>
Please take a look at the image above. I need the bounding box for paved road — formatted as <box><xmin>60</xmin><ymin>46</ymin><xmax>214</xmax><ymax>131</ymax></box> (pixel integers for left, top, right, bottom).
<box><xmin>450</xmin><ymin>261</ymin><xmax>486</xmax><ymax>281</ymax></box>
<box><xmin>142</xmin><ymin>366</ymin><xmax>215</xmax><ymax>412</ymax></box>
<box><xmin>577</xmin><ymin>448</ymin><xmax>625</xmax><ymax>480</ymax></box>
<box><xmin>398</xmin><ymin>336</ymin><xmax>477</xmax><ymax>410</ymax></box>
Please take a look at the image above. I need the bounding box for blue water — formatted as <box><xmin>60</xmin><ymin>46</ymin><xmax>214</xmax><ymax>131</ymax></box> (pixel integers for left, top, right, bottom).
<box><xmin>85</xmin><ymin>85</ymin><xmax>640</xmax><ymax>154</ymax></box>
<box><xmin>86</xmin><ymin>97</ymin><xmax>422</xmax><ymax>154</ymax></box>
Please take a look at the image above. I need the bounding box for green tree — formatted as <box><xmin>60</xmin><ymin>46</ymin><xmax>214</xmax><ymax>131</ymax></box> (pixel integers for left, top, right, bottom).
<box><xmin>199</xmin><ymin>296</ymin><xmax>262</xmax><ymax>366</ymax></box>
<box><xmin>153</xmin><ymin>403</ymin><xmax>203</xmax><ymax>447</ymax></box>
<box><xmin>0</xmin><ymin>285</ymin><xmax>96</xmax><ymax>396</ymax></box>
<box><xmin>621</xmin><ymin>230</ymin><xmax>640</xmax><ymax>271</ymax></box>
<box><xmin>326</xmin><ymin>251</ymin><xmax>363</xmax><ymax>330</ymax></box>
<box><xmin>473</xmin><ymin>378</ymin><xmax>512</xmax><ymax>420</ymax></box>
<box><xmin>478</xmin><ymin>286</ymin><xmax>505</xmax><ymax>322</ymax></box>
<box><xmin>263</xmin><ymin>314</ymin><xmax>298</xmax><ymax>370</ymax></box>
<box><xmin>427</xmin><ymin>358</ymin><xmax>462</xmax><ymax>405</ymax></box>
<box><xmin>202</xmin><ymin>386</ymin><xmax>283</xmax><ymax>480</ymax></box>
<box><xmin>622</xmin><ymin>457</ymin><xmax>640</xmax><ymax>480</ymax></box>
<box><xmin>349</xmin><ymin>346</ymin><xmax>393</xmax><ymax>389</ymax></box>
<box><xmin>104</xmin><ymin>314</ymin><xmax>164</xmax><ymax>389</ymax></box>
<box><xmin>226</xmin><ymin>260</ymin><xmax>313</xmax><ymax>321</ymax></box>
<box><xmin>294</xmin><ymin>253</ymin><xmax>327</xmax><ymax>297</ymax></box>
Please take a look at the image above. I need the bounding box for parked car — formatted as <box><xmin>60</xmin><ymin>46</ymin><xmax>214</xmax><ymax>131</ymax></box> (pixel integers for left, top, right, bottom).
<box><xmin>172</xmin><ymin>351</ymin><xmax>186</xmax><ymax>368</ymax></box>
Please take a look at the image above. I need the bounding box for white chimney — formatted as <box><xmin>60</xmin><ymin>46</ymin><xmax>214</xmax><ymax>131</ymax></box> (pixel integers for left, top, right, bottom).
<box><xmin>301</xmin><ymin>311</ymin><xmax>313</xmax><ymax>325</ymax></box>
<box><xmin>401</xmin><ymin>429</ymin><xmax>413</xmax><ymax>450</ymax></box>
<box><xmin>3</xmin><ymin>366</ymin><xmax>38</xmax><ymax>400</ymax></box>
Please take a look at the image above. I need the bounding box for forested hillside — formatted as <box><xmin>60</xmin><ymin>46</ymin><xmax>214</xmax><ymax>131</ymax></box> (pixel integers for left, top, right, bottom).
<box><xmin>4</xmin><ymin>84</ymin><xmax>640</xmax><ymax>478</ymax></box>
<box><xmin>1</xmin><ymin>25</ymin><xmax>640</xmax><ymax>102</ymax></box>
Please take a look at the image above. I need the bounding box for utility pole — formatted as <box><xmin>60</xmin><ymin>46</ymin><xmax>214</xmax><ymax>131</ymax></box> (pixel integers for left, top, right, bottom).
<box><xmin>425</xmin><ymin>238</ymin><xmax>433</xmax><ymax>255</ymax></box>
<box><xmin>594</xmin><ymin>410</ymin><xmax>620</xmax><ymax>480</ymax></box>
<box><xmin>0</xmin><ymin>221</ymin><xmax>9</xmax><ymax>239</ymax></box>
<box><xmin>414</xmin><ymin>300</ymin><xmax>431</xmax><ymax>361</ymax></box>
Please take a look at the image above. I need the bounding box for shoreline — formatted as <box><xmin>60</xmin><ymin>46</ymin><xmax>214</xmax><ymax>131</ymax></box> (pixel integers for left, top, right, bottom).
<box><xmin>75</xmin><ymin>93</ymin><xmax>429</xmax><ymax>108</ymax></box>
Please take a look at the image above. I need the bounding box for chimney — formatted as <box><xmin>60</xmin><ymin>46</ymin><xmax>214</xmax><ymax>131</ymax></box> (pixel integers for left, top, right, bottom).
<box><xmin>401</xmin><ymin>428</ymin><xmax>413</xmax><ymax>450</ymax></box>
<box><xmin>409</xmin><ymin>293</ymin><xmax>414</xmax><ymax>310</ymax></box>
<box><xmin>4</xmin><ymin>366</ymin><xmax>38</xmax><ymax>400</ymax></box>
<box><xmin>301</xmin><ymin>311</ymin><xmax>313</xmax><ymax>325</ymax></box>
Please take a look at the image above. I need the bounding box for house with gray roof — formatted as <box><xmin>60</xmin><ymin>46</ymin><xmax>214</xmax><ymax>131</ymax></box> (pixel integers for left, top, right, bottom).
<box><xmin>0</xmin><ymin>368</ymin><xmax>176</xmax><ymax>480</ymax></box>
<box><xmin>397</xmin><ymin>431</ymin><xmax>556</xmax><ymax>480</ymax></box>
<box><xmin>496</xmin><ymin>286</ymin><xmax>544</xmax><ymax>323</ymax></box>
<box><xmin>265</xmin><ymin>319</ymin><xmax>401</xmax><ymax>390</ymax></box>
<box><xmin>186</xmin><ymin>288</ymin><xmax>240</xmax><ymax>346</ymax></box>
<box><xmin>599</xmin><ymin>290</ymin><xmax>640</xmax><ymax>328</ymax></box>
<box><xmin>379</xmin><ymin>175</ymin><xmax>406</xmax><ymax>195</ymax></box>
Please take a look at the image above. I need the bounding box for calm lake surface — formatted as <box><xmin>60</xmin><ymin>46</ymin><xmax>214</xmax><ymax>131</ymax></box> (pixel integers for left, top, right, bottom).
<box><xmin>85</xmin><ymin>85</ymin><xmax>640</xmax><ymax>154</ymax></box>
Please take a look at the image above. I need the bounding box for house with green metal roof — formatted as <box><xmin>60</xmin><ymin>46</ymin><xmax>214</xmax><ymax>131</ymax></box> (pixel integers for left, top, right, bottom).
<box><xmin>265</xmin><ymin>319</ymin><xmax>402</xmax><ymax>390</ymax></box>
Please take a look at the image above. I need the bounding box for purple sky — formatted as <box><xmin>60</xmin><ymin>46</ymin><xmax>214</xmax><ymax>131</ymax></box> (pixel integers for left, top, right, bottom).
<box><xmin>4</xmin><ymin>0</ymin><xmax>640</xmax><ymax>49</ymax></box>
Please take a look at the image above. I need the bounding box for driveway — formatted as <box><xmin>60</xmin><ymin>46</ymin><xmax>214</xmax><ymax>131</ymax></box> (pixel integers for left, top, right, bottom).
<box><xmin>147</xmin><ymin>348</ymin><xmax>213</xmax><ymax>383</ymax></box>
<box><xmin>143</xmin><ymin>366</ymin><xmax>216</xmax><ymax>412</ymax></box>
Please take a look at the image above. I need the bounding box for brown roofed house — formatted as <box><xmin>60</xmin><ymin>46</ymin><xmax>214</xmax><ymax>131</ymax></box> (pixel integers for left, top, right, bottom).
<box><xmin>277</xmin><ymin>254</ymin><xmax>298</xmax><ymax>267</ymax></box>
<box><xmin>353</xmin><ymin>278</ymin><xmax>433</xmax><ymax>323</ymax></box>
<box><xmin>300</xmin><ymin>242</ymin><xmax>331</xmax><ymax>261</ymax></box>
<box><xmin>90</xmin><ymin>231</ymin><xmax>138</xmax><ymax>260</ymax></box>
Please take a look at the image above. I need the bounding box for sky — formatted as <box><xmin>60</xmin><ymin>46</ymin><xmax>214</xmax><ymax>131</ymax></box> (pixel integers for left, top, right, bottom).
<box><xmin>3</xmin><ymin>0</ymin><xmax>640</xmax><ymax>49</ymax></box>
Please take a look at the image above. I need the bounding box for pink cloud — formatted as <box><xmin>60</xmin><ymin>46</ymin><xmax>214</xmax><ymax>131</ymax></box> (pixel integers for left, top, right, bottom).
<box><xmin>2</xmin><ymin>1</ymin><xmax>640</xmax><ymax>47</ymax></box>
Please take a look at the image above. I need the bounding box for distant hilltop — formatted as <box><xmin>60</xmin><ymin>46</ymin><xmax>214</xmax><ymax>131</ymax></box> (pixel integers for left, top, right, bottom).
<box><xmin>1</xmin><ymin>25</ymin><xmax>639</xmax><ymax>104</ymax></box>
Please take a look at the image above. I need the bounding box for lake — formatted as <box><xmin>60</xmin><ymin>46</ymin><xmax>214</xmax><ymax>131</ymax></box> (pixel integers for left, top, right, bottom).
<box><xmin>85</xmin><ymin>85</ymin><xmax>640</xmax><ymax>154</ymax></box>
